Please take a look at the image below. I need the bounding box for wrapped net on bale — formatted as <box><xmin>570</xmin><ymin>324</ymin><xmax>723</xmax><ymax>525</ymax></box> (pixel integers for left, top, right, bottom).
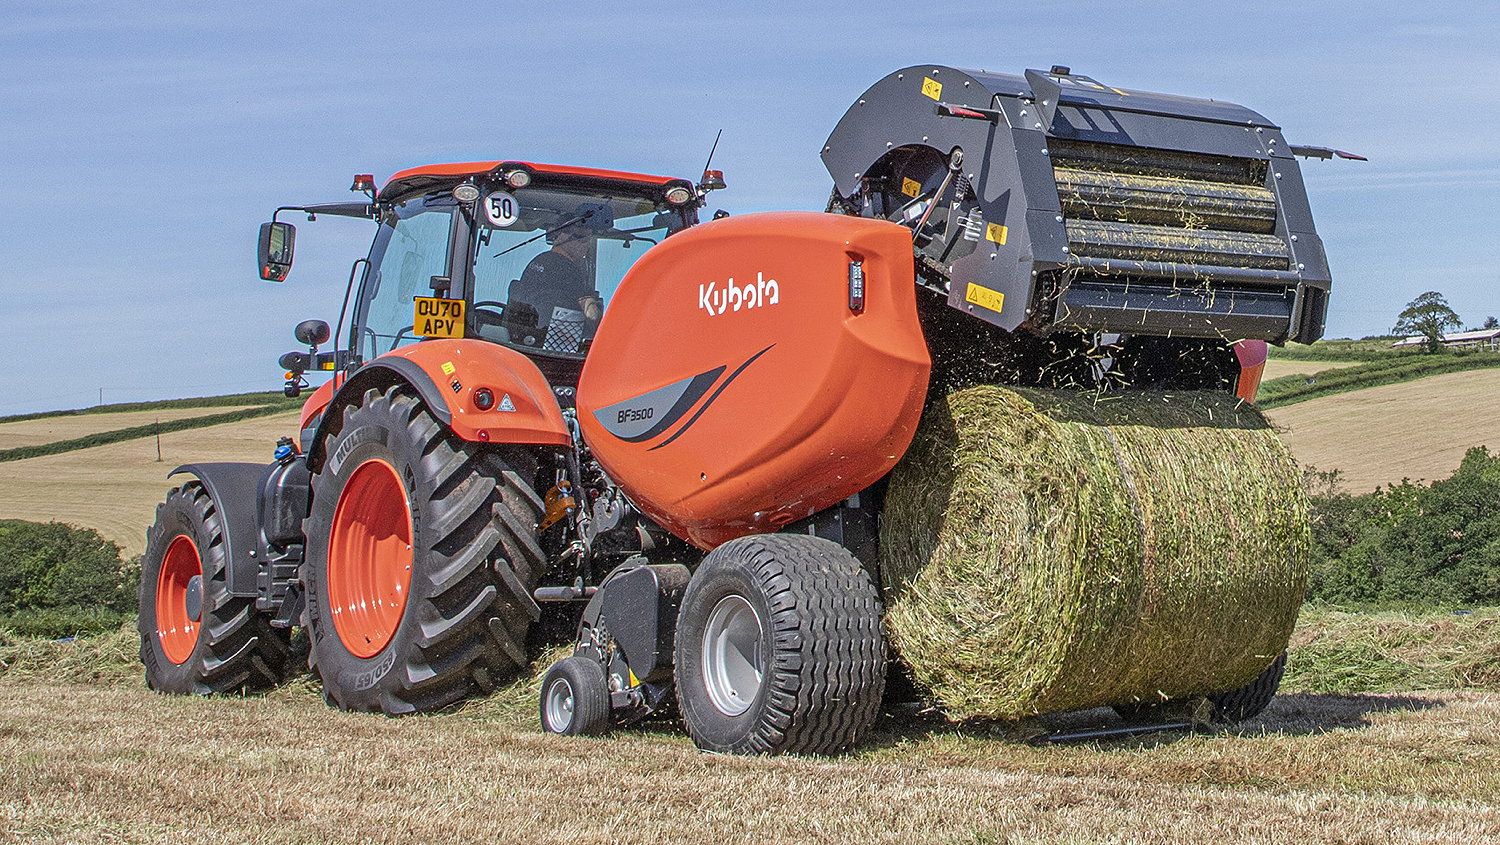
<box><xmin>879</xmin><ymin>385</ymin><xmax>1309</xmax><ymax>720</ymax></box>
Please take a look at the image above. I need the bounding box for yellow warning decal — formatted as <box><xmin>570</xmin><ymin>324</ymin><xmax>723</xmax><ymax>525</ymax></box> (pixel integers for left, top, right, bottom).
<box><xmin>985</xmin><ymin>223</ymin><xmax>1009</xmax><ymax>245</ymax></box>
<box><xmin>413</xmin><ymin>296</ymin><xmax>465</xmax><ymax>339</ymax></box>
<box><xmin>901</xmin><ymin>177</ymin><xmax>922</xmax><ymax>197</ymax></box>
<box><xmin>965</xmin><ymin>283</ymin><xmax>1005</xmax><ymax>313</ymax></box>
<box><xmin>440</xmin><ymin>361</ymin><xmax>456</xmax><ymax>376</ymax></box>
<box><xmin>921</xmin><ymin>77</ymin><xmax>942</xmax><ymax>100</ymax></box>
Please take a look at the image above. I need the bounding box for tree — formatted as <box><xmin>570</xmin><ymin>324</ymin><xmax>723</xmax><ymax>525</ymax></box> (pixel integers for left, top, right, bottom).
<box><xmin>1484</xmin><ymin>316</ymin><xmax>1499</xmax><ymax>330</ymax></box>
<box><xmin>1392</xmin><ymin>291</ymin><xmax>1462</xmax><ymax>353</ymax></box>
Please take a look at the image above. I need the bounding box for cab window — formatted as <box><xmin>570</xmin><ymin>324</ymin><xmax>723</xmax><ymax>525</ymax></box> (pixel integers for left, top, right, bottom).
<box><xmin>354</xmin><ymin>196</ymin><xmax>454</xmax><ymax>360</ymax></box>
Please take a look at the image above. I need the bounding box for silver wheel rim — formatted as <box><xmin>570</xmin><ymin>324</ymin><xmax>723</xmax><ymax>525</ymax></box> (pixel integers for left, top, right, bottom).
<box><xmin>702</xmin><ymin>594</ymin><xmax>763</xmax><ymax>717</ymax></box>
<box><xmin>545</xmin><ymin>676</ymin><xmax>576</xmax><ymax>732</ymax></box>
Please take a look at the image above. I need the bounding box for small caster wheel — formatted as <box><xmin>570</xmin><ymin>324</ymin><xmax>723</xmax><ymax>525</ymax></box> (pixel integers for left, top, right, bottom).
<box><xmin>539</xmin><ymin>656</ymin><xmax>612</xmax><ymax>737</ymax></box>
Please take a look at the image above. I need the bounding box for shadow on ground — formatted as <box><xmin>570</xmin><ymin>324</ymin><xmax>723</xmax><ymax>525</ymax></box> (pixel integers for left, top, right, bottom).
<box><xmin>862</xmin><ymin>690</ymin><xmax>1450</xmax><ymax>750</ymax></box>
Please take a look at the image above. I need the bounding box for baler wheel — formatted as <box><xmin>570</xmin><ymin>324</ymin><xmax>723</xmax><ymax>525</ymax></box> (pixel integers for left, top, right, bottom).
<box><xmin>539</xmin><ymin>656</ymin><xmax>612</xmax><ymax>736</ymax></box>
<box><xmin>673</xmin><ymin>534</ymin><xmax>885</xmax><ymax>755</ymax></box>
<box><xmin>301</xmin><ymin>385</ymin><xmax>545</xmax><ymax>714</ymax></box>
<box><xmin>1208</xmin><ymin>651</ymin><xmax>1288</xmax><ymax>723</ymax></box>
<box><xmin>137</xmin><ymin>482</ymin><xmax>294</xmax><ymax>694</ymax></box>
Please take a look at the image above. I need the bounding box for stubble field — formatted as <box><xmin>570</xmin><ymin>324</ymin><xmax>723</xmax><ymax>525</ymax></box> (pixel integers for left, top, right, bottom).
<box><xmin>2</xmin><ymin>626</ymin><xmax>1499</xmax><ymax>844</ymax></box>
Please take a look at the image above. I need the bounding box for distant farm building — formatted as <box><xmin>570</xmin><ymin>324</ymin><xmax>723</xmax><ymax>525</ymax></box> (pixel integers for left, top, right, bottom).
<box><xmin>1392</xmin><ymin>328</ymin><xmax>1500</xmax><ymax>352</ymax></box>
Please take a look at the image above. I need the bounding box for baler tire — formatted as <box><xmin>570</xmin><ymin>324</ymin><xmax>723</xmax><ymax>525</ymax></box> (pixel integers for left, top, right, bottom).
<box><xmin>137</xmin><ymin>482</ymin><xmax>295</xmax><ymax>695</ymax></box>
<box><xmin>539</xmin><ymin>656</ymin><xmax>612</xmax><ymax>736</ymax></box>
<box><xmin>1208</xmin><ymin>651</ymin><xmax>1287</xmax><ymax>723</ymax></box>
<box><xmin>301</xmin><ymin>385</ymin><xmax>545</xmax><ymax>715</ymax></box>
<box><xmin>674</xmin><ymin>534</ymin><xmax>886</xmax><ymax>755</ymax></box>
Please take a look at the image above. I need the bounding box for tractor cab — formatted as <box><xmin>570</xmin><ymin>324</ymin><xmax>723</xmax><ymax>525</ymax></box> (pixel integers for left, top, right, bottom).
<box><xmin>264</xmin><ymin>161</ymin><xmax>705</xmax><ymax>390</ymax></box>
<box><xmin>361</xmin><ymin>163</ymin><xmax>701</xmax><ymax>384</ymax></box>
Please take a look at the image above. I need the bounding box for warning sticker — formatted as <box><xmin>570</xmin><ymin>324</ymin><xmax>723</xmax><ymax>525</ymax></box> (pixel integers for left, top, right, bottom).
<box><xmin>985</xmin><ymin>223</ymin><xmax>1009</xmax><ymax>245</ymax></box>
<box><xmin>921</xmin><ymin>78</ymin><xmax>942</xmax><ymax>100</ymax></box>
<box><xmin>440</xmin><ymin>361</ymin><xmax>456</xmax><ymax>376</ymax></box>
<box><xmin>965</xmin><ymin>283</ymin><xmax>1005</xmax><ymax>314</ymax></box>
<box><xmin>413</xmin><ymin>296</ymin><xmax>465</xmax><ymax>339</ymax></box>
<box><xmin>901</xmin><ymin>177</ymin><xmax>922</xmax><ymax>198</ymax></box>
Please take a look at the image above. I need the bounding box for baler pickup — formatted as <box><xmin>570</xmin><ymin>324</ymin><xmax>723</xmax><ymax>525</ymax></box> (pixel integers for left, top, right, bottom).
<box><xmin>823</xmin><ymin>65</ymin><xmax>1332</xmax><ymax>344</ymax></box>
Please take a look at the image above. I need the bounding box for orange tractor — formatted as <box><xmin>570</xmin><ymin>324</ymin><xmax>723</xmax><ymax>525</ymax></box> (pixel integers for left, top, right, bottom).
<box><xmin>139</xmin><ymin>65</ymin><xmax>1339</xmax><ymax>753</ymax></box>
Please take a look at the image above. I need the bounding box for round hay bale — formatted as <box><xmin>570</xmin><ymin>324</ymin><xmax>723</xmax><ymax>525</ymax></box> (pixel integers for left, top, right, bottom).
<box><xmin>880</xmin><ymin>386</ymin><xmax>1309</xmax><ymax>719</ymax></box>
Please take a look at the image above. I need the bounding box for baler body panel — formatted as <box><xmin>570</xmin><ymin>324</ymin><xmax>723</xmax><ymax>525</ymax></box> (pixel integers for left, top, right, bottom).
<box><xmin>578</xmin><ymin>212</ymin><xmax>930</xmax><ymax>549</ymax></box>
<box><xmin>822</xmin><ymin>65</ymin><xmax>1332</xmax><ymax>344</ymax></box>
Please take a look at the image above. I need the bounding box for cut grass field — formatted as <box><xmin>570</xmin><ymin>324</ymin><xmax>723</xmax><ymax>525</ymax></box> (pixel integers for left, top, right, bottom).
<box><xmin>0</xmin><ymin>405</ymin><xmax>262</xmax><ymax>450</ymax></box>
<box><xmin>3</xmin><ymin>607</ymin><xmax>1500</xmax><ymax>843</ymax></box>
<box><xmin>0</xmin><ymin>412</ymin><xmax>299</xmax><ymax>557</ymax></box>
<box><xmin>1266</xmin><ymin>368</ymin><xmax>1500</xmax><ymax>492</ymax></box>
<box><xmin>1260</xmin><ymin>358</ymin><xmax>1359</xmax><ymax>382</ymax></box>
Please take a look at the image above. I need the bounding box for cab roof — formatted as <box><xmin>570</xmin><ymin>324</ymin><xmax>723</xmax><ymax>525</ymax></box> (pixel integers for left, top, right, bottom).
<box><xmin>380</xmin><ymin>161</ymin><xmax>693</xmax><ymax>201</ymax></box>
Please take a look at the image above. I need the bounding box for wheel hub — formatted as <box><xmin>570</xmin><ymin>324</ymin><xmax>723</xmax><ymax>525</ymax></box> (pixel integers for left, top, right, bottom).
<box><xmin>545</xmin><ymin>677</ymin><xmax>577</xmax><ymax>731</ymax></box>
<box><xmin>184</xmin><ymin>574</ymin><xmax>203</xmax><ymax>623</ymax></box>
<box><xmin>701</xmin><ymin>594</ymin><xmax>764</xmax><ymax>717</ymax></box>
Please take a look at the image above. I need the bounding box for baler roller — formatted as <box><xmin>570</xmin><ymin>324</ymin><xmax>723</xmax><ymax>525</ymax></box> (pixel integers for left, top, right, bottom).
<box><xmin>1065</xmin><ymin>219</ymin><xmax>1290</xmax><ymax>270</ymax></box>
<box><xmin>1053</xmin><ymin>168</ymin><xmax>1278</xmax><ymax>234</ymax></box>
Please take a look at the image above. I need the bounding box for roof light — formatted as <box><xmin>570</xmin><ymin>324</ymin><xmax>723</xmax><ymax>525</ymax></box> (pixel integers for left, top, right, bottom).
<box><xmin>504</xmin><ymin>169</ymin><xmax>532</xmax><ymax>188</ymax></box>
<box><xmin>699</xmin><ymin>170</ymin><xmax>727</xmax><ymax>191</ymax></box>
<box><xmin>665</xmin><ymin>186</ymin><xmax>693</xmax><ymax>205</ymax></box>
<box><xmin>350</xmin><ymin>174</ymin><xmax>375</xmax><ymax>192</ymax></box>
<box><xmin>453</xmin><ymin>184</ymin><xmax>480</xmax><ymax>202</ymax></box>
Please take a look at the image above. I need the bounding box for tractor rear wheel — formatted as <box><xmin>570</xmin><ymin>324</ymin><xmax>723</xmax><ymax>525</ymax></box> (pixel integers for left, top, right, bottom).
<box><xmin>674</xmin><ymin>534</ymin><xmax>885</xmax><ymax>755</ymax></box>
<box><xmin>137</xmin><ymin>482</ymin><xmax>294</xmax><ymax>694</ymax></box>
<box><xmin>302</xmin><ymin>385</ymin><xmax>546</xmax><ymax>714</ymax></box>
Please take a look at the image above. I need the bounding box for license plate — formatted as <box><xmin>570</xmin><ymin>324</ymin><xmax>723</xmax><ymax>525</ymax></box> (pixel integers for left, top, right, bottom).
<box><xmin>413</xmin><ymin>296</ymin><xmax>466</xmax><ymax>339</ymax></box>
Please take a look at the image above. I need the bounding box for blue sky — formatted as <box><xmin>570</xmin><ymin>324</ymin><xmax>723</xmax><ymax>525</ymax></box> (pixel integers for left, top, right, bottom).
<box><xmin>2</xmin><ymin>1</ymin><xmax>1496</xmax><ymax>414</ymax></box>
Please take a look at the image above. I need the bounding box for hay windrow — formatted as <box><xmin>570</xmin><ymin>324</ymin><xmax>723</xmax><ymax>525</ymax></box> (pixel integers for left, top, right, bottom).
<box><xmin>880</xmin><ymin>386</ymin><xmax>1309</xmax><ymax>719</ymax></box>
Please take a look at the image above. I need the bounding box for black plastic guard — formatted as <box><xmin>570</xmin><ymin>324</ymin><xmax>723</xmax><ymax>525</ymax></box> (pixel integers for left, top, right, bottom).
<box><xmin>168</xmin><ymin>462</ymin><xmax>270</xmax><ymax>598</ymax></box>
<box><xmin>584</xmin><ymin>563</ymin><xmax>691</xmax><ymax>684</ymax></box>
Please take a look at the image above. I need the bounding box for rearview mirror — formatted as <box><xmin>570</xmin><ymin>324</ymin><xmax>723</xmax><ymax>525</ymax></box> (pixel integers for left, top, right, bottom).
<box><xmin>294</xmin><ymin>319</ymin><xmax>330</xmax><ymax>347</ymax></box>
<box><xmin>258</xmin><ymin>221</ymin><xmax>296</xmax><ymax>281</ymax></box>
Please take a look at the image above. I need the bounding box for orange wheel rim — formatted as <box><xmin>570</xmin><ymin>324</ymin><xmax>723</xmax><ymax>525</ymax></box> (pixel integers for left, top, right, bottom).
<box><xmin>328</xmin><ymin>458</ymin><xmax>414</xmax><ymax>658</ymax></box>
<box><xmin>155</xmin><ymin>536</ymin><xmax>202</xmax><ymax>665</ymax></box>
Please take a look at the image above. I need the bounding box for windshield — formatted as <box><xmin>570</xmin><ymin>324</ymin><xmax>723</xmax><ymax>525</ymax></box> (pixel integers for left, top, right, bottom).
<box><xmin>353</xmin><ymin>194</ymin><xmax>455</xmax><ymax>361</ymax></box>
<box><xmin>471</xmin><ymin>187</ymin><xmax>686</xmax><ymax>357</ymax></box>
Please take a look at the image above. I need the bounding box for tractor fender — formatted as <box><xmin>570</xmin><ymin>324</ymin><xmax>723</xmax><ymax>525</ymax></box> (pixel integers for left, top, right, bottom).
<box><xmin>167</xmin><ymin>462</ymin><xmax>269</xmax><ymax>598</ymax></box>
<box><xmin>306</xmin><ymin>339</ymin><xmax>570</xmax><ymax>471</ymax></box>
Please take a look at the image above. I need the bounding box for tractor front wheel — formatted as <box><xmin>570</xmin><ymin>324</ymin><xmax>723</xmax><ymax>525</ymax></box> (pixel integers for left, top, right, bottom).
<box><xmin>302</xmin><ymin>385</ymin><xmax>546</xmax><ymax>714</ymax></box>
<box><xmin>673</xmin><ymin>534</ymin><xmax>886</xmax><ymax>755</ymax></box>
<box><xmin>137</xmin><ymin>482</ymin><xmax>294</xmax><ymax>694</ymax></box>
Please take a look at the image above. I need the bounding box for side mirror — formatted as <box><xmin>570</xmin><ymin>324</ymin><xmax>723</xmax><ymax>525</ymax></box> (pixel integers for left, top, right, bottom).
<box><xmin>258</xmin><ymin>221</ymin><xmax>296</xmax><ymax>281</ymax></box>
<box><xmin>295</xmin><ymin>319</ymin><xmax>330</xmax><ymax>347</ymax></box>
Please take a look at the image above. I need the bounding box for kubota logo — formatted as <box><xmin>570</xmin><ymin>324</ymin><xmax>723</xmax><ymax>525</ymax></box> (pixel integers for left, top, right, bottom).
<box><xmin>699</xmin><ymin>273</ymin><xmax>780</xmax><ymax>316</ymax></box>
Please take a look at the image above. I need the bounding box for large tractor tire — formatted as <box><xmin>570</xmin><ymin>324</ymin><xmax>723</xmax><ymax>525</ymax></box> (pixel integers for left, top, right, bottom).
<box><xmin>301</xmin><ymin>385</ymin><xmax>546</xmax><ymax>714</ymax></box>
<box><xmin>138</xmin><ymin>482</ymin><xmax>295</xmax><ymax>694</ymax></box>
<box><xmin>674</xmin><ymin>534</ymin><xmax>885</xmax><ymax>755</ymax></box>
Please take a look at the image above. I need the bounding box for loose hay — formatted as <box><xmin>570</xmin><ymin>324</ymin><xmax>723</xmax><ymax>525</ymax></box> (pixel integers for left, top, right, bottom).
<box><xmin>880</xmin><ymin>386</ymin><xmax>1309</xmax><ymax>719</ymax></box>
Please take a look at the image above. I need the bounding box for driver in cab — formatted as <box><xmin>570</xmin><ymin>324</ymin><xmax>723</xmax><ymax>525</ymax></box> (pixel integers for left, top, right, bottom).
<box><xmin>505</xmin><ymin>222</ymin><xmax>602</xmax><ymax>351</ymax></box>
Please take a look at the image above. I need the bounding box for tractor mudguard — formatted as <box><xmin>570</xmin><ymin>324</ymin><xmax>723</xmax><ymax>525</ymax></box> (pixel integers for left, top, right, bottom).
<box><xmin>578</xmin><ymin>212</ymin><xmax>931</xmax><ymax>549</ymax></box>
<box><xmin>306</xmin><ymin>339</ymin><xmax>570</xmax><ymax>470</ymax></box>
<box><xmin>580</xmin><ymin>563</ymin><xmax>691</xmax><ymax>684</ymax></box>
<box><xmin>167</xmin><ymin>462</ymin><xmax>269</xmax><ymax>598</ymax></box>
